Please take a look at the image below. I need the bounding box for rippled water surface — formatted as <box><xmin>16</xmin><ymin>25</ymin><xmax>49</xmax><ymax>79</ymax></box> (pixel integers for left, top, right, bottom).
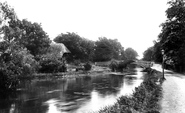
<box><xmin>0</xmin><ymin>68</ymin><xmax>145</xmax><ymax>113</ymax></box>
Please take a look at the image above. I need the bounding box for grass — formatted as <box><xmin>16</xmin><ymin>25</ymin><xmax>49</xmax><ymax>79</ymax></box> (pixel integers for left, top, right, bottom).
<box><xmin>98</xmin><ymin>68</ymin><xmax>163</xmax><ymax>113</ymax></box>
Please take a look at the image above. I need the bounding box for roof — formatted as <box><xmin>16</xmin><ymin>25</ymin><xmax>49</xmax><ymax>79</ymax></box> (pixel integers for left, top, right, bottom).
<box><xmin>50</xmin><ymin>42</ymin><xmax>70</xmax><ymax>57</ymax></box>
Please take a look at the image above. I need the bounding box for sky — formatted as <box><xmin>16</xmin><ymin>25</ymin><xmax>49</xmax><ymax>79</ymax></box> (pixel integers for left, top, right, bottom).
<box><xmin>2</xmin><ymin>0</ymin><xmax>168</xmax><ymax>58</ymax></box>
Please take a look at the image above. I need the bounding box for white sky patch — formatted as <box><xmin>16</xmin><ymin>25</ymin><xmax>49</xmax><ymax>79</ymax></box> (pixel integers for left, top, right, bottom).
<box><xmin>2</xmin><ymin>0</ymin><xmax>168</xmax><ymax>58</ymax></box>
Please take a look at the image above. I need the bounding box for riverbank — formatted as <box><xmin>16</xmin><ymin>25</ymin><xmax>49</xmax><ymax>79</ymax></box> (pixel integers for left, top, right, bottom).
<box><xmin>32</xmin><ymin>66</ymin><xmax>136</xmax><ymax>79</ymax></box>
<box><xmin>0</xmin><ymin>67</ymin><xmax>144</xmax><ymax>113</ymax></box>
<box><xmin>99</xmin><ymin>68</ymin><xmax>163</xmax><ymax>113</ymax></box>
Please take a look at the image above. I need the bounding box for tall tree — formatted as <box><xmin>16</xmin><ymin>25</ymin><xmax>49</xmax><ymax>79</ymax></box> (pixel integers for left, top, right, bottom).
<box><xmin>93</xmin><ymin>37</ymin><xmax>113</xmax><ymax>61</ymax></box>
<box><xmin>125</xmin><ymin>48</ymin><xmax>138</xmax><ymax>60</ymax></box>
<box><xmin>1</xmin><ymin>3</ymin><xmax>51</xmax><ymax>56</ymax></box>
<box><xmin>143</xmin><ymin>47</ymin><xmax>154</xmax><ymax>61</ymax></box>
<box><xmin>18</xmin><ymin>19</ymin><xmax>51</xmax><ymax>56</ymax></box>
<box><xmin>93</xmin><ymin>37</ymin><xmax>125</xmax><ymax>61</ymax></box>
<box><xmin>152</xmin><ymin>41</ymin><xmax>163</xmax><ymax>63</ymax></box>
<box><xmin>54</xmin><ymin>32</ymin><xmax>95</xmax><ymax>62</ymax></box>
<box><xmin>109</xmin><ymin>39</ymin><xmax>125</xmax><ymax>60</ymax></box>
<box><xmin>158</xmin><ymin>0</ymin><xmax>185</xmax><ymax>72</ymax></box>
<box><xmin>80</xmin><ymin>38</ymin><xmax>95</xmax><ymax>61</ymax></box>
<box><xmin>0</xmin><ymin>2</ymin><xmax>38</xmax><ymax>94</ymax></box>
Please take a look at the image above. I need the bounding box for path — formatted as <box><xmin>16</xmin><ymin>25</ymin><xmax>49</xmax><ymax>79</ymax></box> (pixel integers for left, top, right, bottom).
<box><xmin>152</xmin><ymin>64</ymin><xmax>185</xmax><ymax>113</ymax></box>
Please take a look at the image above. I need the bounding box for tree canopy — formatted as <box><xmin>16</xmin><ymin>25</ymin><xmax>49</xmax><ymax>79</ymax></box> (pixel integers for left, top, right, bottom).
<box><xmin>0</xmin><ymin>2</ymin><xmax>39</xmax><ymax>94</ymax></box>
<box><xmin>18</xmin><ymin>19</ymin><xmax>51</xmax><ymax>56</ymax></box>
<box><xmin>54</xmin><ymin>34</ymin><xmax>128</xmax><ymax>62</ymax></box>
<box><xmin>143</xmin><ymin>47</ymin><xmax>154</xmax><ymax>61</ymax></box>
<box><xmin>157</xmin><ymin>0</ymin><xmax>185</xmax><ymax>71</ymax></box>
<box><xmin>54</xmin><ymin>32</ymin><xmax>95</xmax><ymax>62</ymax></box>
<box><xmin>144</xmin><ymin>0</ymin><xmax>185</xmax><ymax>72</ymax></box>
<box><xmin>124</xmin><ymin>47</ymin><xmax>138</xmax><ymax>60</ymax></box>
<box><xmin>1</xmin><ymin>2</ymin><xmax>51</xmax><ymax>56</ymax></box>
<box><xmin>93</xmin><ymin>37</ymin><xmax>125</xmax><ymax>61</ymax></box>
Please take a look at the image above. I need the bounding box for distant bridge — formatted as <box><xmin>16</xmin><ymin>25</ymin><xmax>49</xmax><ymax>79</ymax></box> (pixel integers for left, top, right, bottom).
<box><xmin>131</xmin><ymin>60</ymin><xmax>153</xmax><ymax>68</ymax></box>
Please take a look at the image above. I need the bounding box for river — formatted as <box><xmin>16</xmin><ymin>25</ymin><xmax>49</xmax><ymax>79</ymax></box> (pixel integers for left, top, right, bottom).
<box><xmin>0</xmin><ymin>67</ymin><xmax>145</xmax><ymax>113</ymax></box>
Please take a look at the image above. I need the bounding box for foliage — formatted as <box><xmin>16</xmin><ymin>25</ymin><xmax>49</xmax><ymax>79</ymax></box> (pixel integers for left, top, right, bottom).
<box><xmin>99</xmin><ymin>68</ymin><xmax>162</xmax><ymax>113</ymax></box>
<box><xmin>143</xmin><ymin>41</ymin><xmax>162</xmax><ymax>63</ymax></box>
<box><xmin>157</xmin><ymin>0</ymin><xmax>185</xmax><ymax>72</ymax></box>
<box><xmin>109</xmin><ymin>59</ymin><xmax>135</xmax><ymax>72</ymax></box>
<box><xmin>125</xmin><ymin>47</ymin><xmax>138</xmax><ymax>60</ymax></box>
<box><xmin>0</xmin><ymin>2</ymin><xmax>51</xmax><ymax>56</ymax></box>
<box><xmin>54</xmin><ymin>32</ymin><xmax>95</xmax><ymax>62</ymax></box>
<box><xmin>0</xmin><ymin>41</ymin><xmax>38</xmax><ymax>96</ymax></box>
<box><xmin>152</xmin><ymin>41</ymin><xmax>163</xmax><ymax>63</ymax></box>
<box><xmin>109</xmin><ymin>60</ymin><xmax>119</xmax><ymax>72</ymax></box>
<box><xmin>18</xmin><ymin>19</ymin><xmax>51</xmax><ymax>56</ymax></box>
<box><xmin>93</xmin><ymin>37</ymin><xmax>125</xmax><ymax>62</ymax></box>
<box><xmin>84</xmin><ymin>62</ymin><xmax>92</xmax><ymax>71</ymax></box>
<box><xmin>143</xmin><ymin>47</ymin><xmax>154</xmax><ymax>61</ymax></box>
<box><xmin>37</xmin><ymin>53</ymin><xmax>67</xmax><ymax>73</ymax></box>
<box><xmin>14</xmin><ymin>47</ymin><xmax>39</xmax><ymax>76</ymax></box>
<box><xmin>54</xmin><ymin>33</ymin><xmax>127</xmax><ymax>63</ymax></box>
<box><xmin>0</xmin><ymin>2</ymin><xmax>39</xmax><ymax>95</ymax></box>
<box><xmin>37</xmin><ymin>42</ymin><xmax>68</xmax><ymax>73</ymax></box>
<box><xmin>73</xmin><ymin>59</ymin><xmax>81</xmax><ymax>66</ymax></box>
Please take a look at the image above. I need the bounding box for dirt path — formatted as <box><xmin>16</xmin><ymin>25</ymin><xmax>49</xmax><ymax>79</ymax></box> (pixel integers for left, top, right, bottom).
<box><xmin>160</xmin><ymin>73</ymin><xmax>185</xmax><ymax>113</ymax></box>
<box><xmin>152</xmin><ymin>64</ymin><xmax>185</xmax><ymax>113</ymax></box>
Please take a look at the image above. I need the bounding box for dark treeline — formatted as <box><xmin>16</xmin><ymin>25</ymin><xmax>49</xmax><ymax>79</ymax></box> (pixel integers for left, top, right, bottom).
<box><xmin>54</xmin><ymin>33</ymin><xmax>138</xmax><ymax>62</ymax></box>
<box><xmin>0</xmin><ymin>2</ymin><xmax>52</xmax><ymax>95</ymax></box>
<box><xmin>143</xmin><ymin>0</ymin><xmax>185</xmax><ymax>72</ymax></box>
<box><xmin>0</xmin><ymin>2</ymin><xmax>138</xmax><ymax>95</ymax></box>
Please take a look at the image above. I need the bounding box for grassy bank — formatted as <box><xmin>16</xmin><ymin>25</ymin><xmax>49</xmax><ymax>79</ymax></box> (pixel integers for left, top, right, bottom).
<box><xmin>99</xmin><ymin>68</ymin><xmax>163</xmax><ymax>113</ymax></box>
<box><xmin>32</xmin><ymin>66</ymin><xmax>137</xmax><ymax>79</ymax></box>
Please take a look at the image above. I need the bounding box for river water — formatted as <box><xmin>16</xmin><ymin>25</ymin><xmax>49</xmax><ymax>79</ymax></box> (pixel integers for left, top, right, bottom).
<box><xmin>0</xmin><ymin>68</ymin><xmax>145</xmax><ymax>113</ymax></box>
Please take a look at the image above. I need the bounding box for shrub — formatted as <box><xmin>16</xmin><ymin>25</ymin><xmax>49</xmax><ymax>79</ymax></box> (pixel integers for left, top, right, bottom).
<box><xmin>16</xmin><ymin>48</ymin><xmax>39</xmax><ymax>76</ymax></box>
<box><xmin>58</xmin><ymin>63</ymin><xmax>67</xmax><ymax>72</ymax></box>
<box><xmin>109</xmin><ymin>60</ymin><xmax>118</xmax><ymax>72</ymax></box>
<box><xmin>84</xmin><ymin>62</ymin><xmax>92</xmax><ymax>71</ymax></box>
<box><xmin>73</xmin><ymin>60</ymin><xmax>81</xmax><ymax>66</ymax></box>
<box><xmin>109</xmin><ymin>60</ymin><xmax>135</xmax><ymax>72</ymax></box>
<box><xmin>38</xmin><ymin>55</ymin><xmax>67</xmax><ymax>73</ymax></box>
<box><xmin>0</xmin><ymin>42</ymin><xmax>38</xmax><ymax>96</ymax></box>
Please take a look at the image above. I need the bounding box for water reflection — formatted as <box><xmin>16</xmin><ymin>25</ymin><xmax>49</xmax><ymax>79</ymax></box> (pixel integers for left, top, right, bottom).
<box><xmin>0</xmin><ymin>68</ymin><xmax>145</xmax><ymax>113</ymax></box>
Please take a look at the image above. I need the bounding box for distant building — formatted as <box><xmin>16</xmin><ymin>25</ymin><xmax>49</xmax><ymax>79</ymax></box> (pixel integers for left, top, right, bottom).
<box><xmin>50</xmin><ymin>41</ymin><xmax>70</xmax><ymax>58</ymax></box>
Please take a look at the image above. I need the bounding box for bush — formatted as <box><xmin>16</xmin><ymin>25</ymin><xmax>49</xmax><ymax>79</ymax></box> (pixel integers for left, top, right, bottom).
<box><xmin>109</xmin><ymin>60</ymin><xmax>118</xmax><ymax>72</ymax></box>
<box><xmin>17</xmin><ymin>48</ymin><xmax>39</xmax><ymax>77</ymax></box>
<box><xmin>73</xmin><ymin>60</ymin><xmax>81</xmax><ymax>66</ymax></box>
<box><xmin>84</xmin><ymin>62</ymin><xmax>92</xmax><ymax>71</ymax></box>
<box><xmin>0</xmin><ymin>42</ymin><xmax>38</xmax><ymax>96</ymax></box>
<box><xmin>38</xmin><ymin>55</ymin><xmax>67</xmax><ymax>73</ymax></box>
<box><xmin>109</xmin><ymin>60</ymin><xmax>135</xmax><ymax>72</ymax></box>
<box><xmin>58</xmin><ymin>63</ymin><xmax>67</xmax><ymax>72</ymax></box>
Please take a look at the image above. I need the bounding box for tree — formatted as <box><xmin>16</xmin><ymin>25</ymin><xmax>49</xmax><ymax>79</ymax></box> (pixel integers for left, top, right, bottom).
<box><xmin>36</xmin><ymin>42</ymin><xmax>69</xmax><ymax>73</ymax></box>
<box><xmin>109</xmin><ymin>38</ymin><xmax>125</xmax><ymax>60</ymax></box>
<box><xmin>79</xmin><ymin>38</ymin><xmax>95</xmax><ymax>61</ymax></box>
<box><xmin>93</xmin><ymin>37</ymin><xmax>125</xmax><ymax>61</ymax></box>
<box><xmin>143</xmin><ymin>47</ymin><xmax>154</xmax><ymax>61</ymax></box>
<box><xmin>18</xmin><ymin>19</ymin><xmax>51</xmax><ymax>56</ymax></box>
<box><xmin>1</xmin><ymin>2</ymin><xmax>51</xmax><ymax>56</ymax></box>
<box><xmin>158</xmin><ymin>0</ymin><xmax>185</xmax><ymax>72</ymax></box>
<box><xmin>124</xmin><ymin>48</ymin><xmax>138</xmax><ymax>60</ymax></box>
<box><xmin>94</xmin><ymin>37</ymin><xmax>114</xmax><ymax>61</ymax></box>
<box><xmin>54</xmin><ymin>32</ymin><xmax>95</xmax><ymax>62</ymax></box>
<box><xmin>0</xmin><ymin>2</ymin><xmax>38</xmax><ymax>95</ymax></box>
<box><xmin>152</xmin><ymin>41</ymin><xmax>163</xmax><ymax>63</ymax></box>
<box><xmin>0</xmin><ymin>39</ymin><xmax>38</xmax><ymax>95</ymax></box>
